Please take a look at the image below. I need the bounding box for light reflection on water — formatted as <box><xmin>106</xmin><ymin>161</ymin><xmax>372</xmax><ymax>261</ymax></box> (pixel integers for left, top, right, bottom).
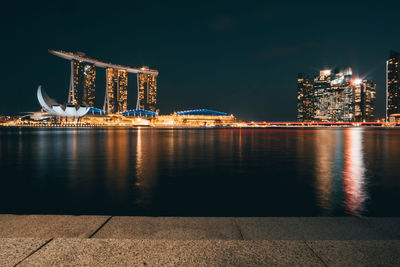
<box><xmin>313</xmin><ymin>128</ymin><xmax>367</xmax><ymax>216</ymax></box>
<box><xmin>314</xmin><ymin>130</ymin><xmax>337</xmax><ymax>214</ymax></box>
<box><xmin>343</xmin><ymin>128</ymin><xmax>367</xmax><ymax>216</ymax></box>
<box><xmin>0</xmin><ymin>127</ymin><xmax>399</xmax><ymax>216</ymax></box>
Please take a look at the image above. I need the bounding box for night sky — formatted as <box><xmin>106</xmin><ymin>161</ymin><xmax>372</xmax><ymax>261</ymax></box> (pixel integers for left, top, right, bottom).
<box><xmin>1</xmin><ymin>0</ymin><xmax>399</xmax><ymax>121</ymax></box>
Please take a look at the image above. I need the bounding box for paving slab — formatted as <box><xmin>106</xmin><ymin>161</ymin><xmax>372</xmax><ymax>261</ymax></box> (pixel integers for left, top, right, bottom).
<box><xmin>364</xmin><ymin>218</ymin><xmax>400</xmax><ymax>239</ymax></box>
<box><xmin>236</xmin><ymin>217</ymin><xmax>387</xmax><ymax>240</ymax></box>
<box><xmin>306</xmin><ymin>240</ymin><xmax>400</xmax><ymax>266</ymax></box>
<box><xmin>93</xmin><ymin>217</ymin><xmax>242</xmax><ymax>240</ymax></box>
<box><xmin>20</xmin><ymin>238</ymin><xmax>324</xmax><ymax>266</ymax></box>
<box><xmin>0</xmin><ymin>238</ymin><xmax>48</xmax><ymax>266</ymax></box>
<box><xmin>0</xmin><ymin>215</ymin><xmax>110</xmax><ymax>238</ymax></box>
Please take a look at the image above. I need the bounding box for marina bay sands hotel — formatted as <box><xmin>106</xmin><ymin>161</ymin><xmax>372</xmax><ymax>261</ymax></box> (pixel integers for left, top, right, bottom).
<box><xmin>49</xmin><ymin>50</ymin><xmax>158</xmax><ymax>113</ymax></box>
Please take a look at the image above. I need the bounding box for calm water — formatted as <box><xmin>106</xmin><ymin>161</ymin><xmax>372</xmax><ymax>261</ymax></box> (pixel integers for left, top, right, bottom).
<box><xmin>0</xmin><ymin>127</ymin><xmax>399</xmax><ymax>217</ymax></box>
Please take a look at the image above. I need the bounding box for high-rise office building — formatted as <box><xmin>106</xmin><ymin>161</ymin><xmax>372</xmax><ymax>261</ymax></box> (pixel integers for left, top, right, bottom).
<box><xmin>297</xmin><ymin>73</ymin><xmax>314</xmax><ymax>121</ymax></box>
<box><xmin>329</xmin><ymin>68</ymin><xmax>354</xmax><ymax>122</ymax></box>
<box><xmin>386</xmin><ymin>50</ymin><xmax>400</xmax><ymax>121</ymax></box>
<box><xmin>137</xmin><ymin>69</ymin><xmax>157</xmax><ymax>111</ymax></box>
<box><xmin>299</xmin><ymin>67</ymin><xmax>376</xmax><ymax>122</ymax></box>
<box><xmin>68</xmin><ymin>60</ymin><xmax>96</xmax><ymax>107</ymax></box>
<box><xmin>354</xmin><ymin>79</ymin><xmax>376</xmax><ymax>122</ymax></box>
<box><xmin>313</xmin><ymin>69</ymin><xmax>333</xmax><ymax>121</ymax></box>
<box><xmin>104</xmin><ymin>68</ymin><xmax>128</xmax><ymax>113</ymax></box>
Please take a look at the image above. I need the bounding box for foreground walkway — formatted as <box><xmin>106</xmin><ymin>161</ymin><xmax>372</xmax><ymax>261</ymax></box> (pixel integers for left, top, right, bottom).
<box><xmin>0</xmin><ymin>215</ymin><xmax>399</xmax><ymax>266</ymax></box>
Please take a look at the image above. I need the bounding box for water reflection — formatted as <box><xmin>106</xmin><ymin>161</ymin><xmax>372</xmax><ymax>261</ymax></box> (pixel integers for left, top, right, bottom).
<box><xmin>133</xmin><ymin>128</ymin><xmax>158</xmax><ymax>208</ymax></box>
<box><xmin>314</xmin><ymin>130</ymin><xmax>339</xmax><ymax>213</ymax></box>
<box><xmin>343</xmin><ymin>128</ymin><xmax>367</xmax><ymax>216</ymax></box>
<box><xmin>2</xmin><ymin>127</ymin><xmax>400</xmax><ymax>216</ymax></box>
<box><xmin>313</xmin><ymin>128</ymin><xmax>367</xmax><ymax>216</ymax></box>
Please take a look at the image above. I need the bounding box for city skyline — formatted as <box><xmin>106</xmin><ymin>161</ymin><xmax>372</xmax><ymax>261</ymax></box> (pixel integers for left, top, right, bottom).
<box><xmin>1</xmin><ymin>1</ymin><xmax>400</xmax><ymax>121</ymax></box>
<box><xmin>297</xmin><ymin>67</ymin><xmax>376</xmax><ymax>122</ymax></box>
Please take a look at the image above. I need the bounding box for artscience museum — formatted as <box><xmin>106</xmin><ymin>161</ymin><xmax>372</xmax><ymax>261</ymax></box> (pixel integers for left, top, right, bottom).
<box><xmin>37</xmin><ymin>86</ymin><xmax>92</xmax><ymax>118</ymax></box>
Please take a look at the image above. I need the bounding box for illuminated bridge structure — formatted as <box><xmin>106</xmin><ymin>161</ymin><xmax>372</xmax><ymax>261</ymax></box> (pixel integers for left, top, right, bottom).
<box><xmin>48</xmin><ymin>50</ymin><xmax>159</xmax><ymax>115</ymax></box>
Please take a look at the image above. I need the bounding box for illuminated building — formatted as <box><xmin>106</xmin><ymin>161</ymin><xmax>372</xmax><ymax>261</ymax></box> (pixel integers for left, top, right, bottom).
<box><xmin>354</xmin><ymin>79</ymin><xmax>376</xmax><ymax>122</ymax></box>
<box><xmin>313</xmin><ymin>69</ymin><xmax>333</xmax><ymax>121</ymax></box>
<box><xmin>122</xmin><ymin>110</ymin><xmax>157</xmax><ymax>117</ymax></box>
<box><xmin>300</xmin><ymin>68</ymin><xmax>376</xmax><ymax>122</ymax></box>
<box><xmin>137</xmin><ymin>67</ymin><xmax>157</xmax><ymax>112</ymax></box>
<box><xmin>104</xmin><ymin>68</ymin><xmax>128</xmax><ymax>113</ymax></box>
<box><xmin>69</xmin><ymin>59</ymin><xmax>96</xmax><ymax>107</ymax></box>
<box><xmin>154</xmin><ymin>109</ymin><xmax>236</xmax><ymax>126</ymax></box>
<box><xmin>386</xmin><ymin>50</ymin><xmax>400</xmax><ymax>121</ymax></box>
<box><xmin>297</xmin><ymin>73</ymin><xmax>314</xmax><ymax>121</ymax></box>
<box><xmin>37</xmin><ymin>86</ymin><xmax>90</xmax><ymax>117</ymax></box>
<box><xmin>48</xmin><ymin>50</ymin><xmax>159</xmax><ymax>113</ymax></box>
<box><xmin>329</xmin><ymin>68</ymin><xmax>354</xmax><ymax>122</ymax></box>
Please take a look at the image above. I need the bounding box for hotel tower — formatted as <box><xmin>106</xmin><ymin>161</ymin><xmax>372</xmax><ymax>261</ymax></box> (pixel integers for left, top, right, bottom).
<box><xmin>386</xmin><ymin>50</ymin><xmax>400</xmax><ymax>121</ymax></box>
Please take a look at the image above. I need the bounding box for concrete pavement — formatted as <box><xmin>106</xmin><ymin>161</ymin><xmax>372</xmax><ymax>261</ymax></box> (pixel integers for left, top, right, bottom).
<box><xmin>0</xmin><ymin>215</ymin><xmax>399</xmax><ymax>266</ymax></box>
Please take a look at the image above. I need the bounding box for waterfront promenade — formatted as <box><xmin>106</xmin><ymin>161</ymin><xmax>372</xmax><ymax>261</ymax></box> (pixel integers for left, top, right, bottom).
<box><xmin>0</xmin><ymin>215</ymin><xmax>399</xmax><ymax>266</ymax></box>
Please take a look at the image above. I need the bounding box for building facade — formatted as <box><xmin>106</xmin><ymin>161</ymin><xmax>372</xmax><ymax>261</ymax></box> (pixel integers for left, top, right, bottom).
<box><xmin>69</xmin><ymin>60</ymin><xmax>96</xmax><ymax>107</ymax></box>
<box><xmin>313</xmin><ymin>69</ymin><xmax>333</xmax><ymax>121</ymax></box>
<box><xmin>298</xmin><ymin>68</ymin><xmax>376</xmax><ymax>122</ymax></box>
<box><xmin>104</xmin><ymin>68</ymin><xmax>128</xmax><ymax>113</ymax></box>
<box><xmin>387</xmin><ymin>50</ymin><xmax>400</xmax><ymax>121</ymax></box>
<box><xmin>329</xmin><ymin>68</ymin><xmax>354</xmax><ymax>122</ymax></box>
<box><xmin>50</xmin><ymin>50</ymin><xmax>159</xmax><ymax>115</ymax></box>
<box><xmin>354</xmin><ymin>79</ymin><xmax>376</xmax><ymax>122</ymax></box>
<box><xmin>137</xmin><ymin>69</ymin><xmax>157</xmax><ymax>111</ymax></box>
<box><xmin>297</xmin><ymin>73</ymin><xmax>314</xmax><ymax>121</ymax></box>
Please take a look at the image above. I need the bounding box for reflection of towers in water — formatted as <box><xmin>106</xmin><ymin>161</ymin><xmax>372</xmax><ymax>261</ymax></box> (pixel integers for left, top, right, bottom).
<box><xmin>136</xmin><ymin>71</ymin><xmax>157</xmax><ymax>111</ymax></box>
<box><xmin>68</xmin><ymin>60</ymin><xmax>96</xmax><ymax>107</ymax></box>
<box><xmin>105</xmin><ymin>130</ymin><xmax>130</xmax><ymax>198</ymax></box>
<box><xmin>314</xmin><ymin>129</ymin><xmax>368</xmax><ymax>215</ymax></box>
<box><xmin>314</xmin><ymin>130</ymin><xmax>343</xmax><ymax>213</ymax></box>
<box><xmin>104</xmin><ymin>68</ymin><xmax>128</xmax><ymax>113</ymax></box>
<box><xmin>134</xmin><ymin>128</ymin><xmax>159</xmax><ymax>207</ymax></box>
<box><xmin>343</xmin><ymin>128</ymin><xmax>367</xmax><ymax>216</ymax></box>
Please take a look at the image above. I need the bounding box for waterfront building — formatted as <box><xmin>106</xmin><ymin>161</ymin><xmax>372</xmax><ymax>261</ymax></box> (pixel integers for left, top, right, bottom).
<box><xmin>137</xmin><ymin>68</ymin><xmax>157</xmax><ymax>111</ymax></box>
<box><xmin>297</xmin><ymin>73</ymin><xmax>314</xmax><ymax>121</ymax></box>
<box><xmin>69</xmin><ymin>60</ymin><xmax>96</xmax><ymax>107</ymax></box>
<box><xmin>354</xmin><ymin>79</ymin><xmax>376</xmax><ymax>122</ymax></box>
<box><xmin>299</xmin><ymin>68</ymin><xmax>376</xmax><ymax>122</ymax></box>
<box><xmin>104</xmin><ymin>68</ymin><xmax>128</xmax><ymax>113</ymax></box>
<box><xmin>37</xmin><ymin>86</ymin><xmax>91</xmax><ymax>118</ymax></box>
<box><xmin>154</xmin><ymin>109</ymin><xmax>236</xmax><ymax>126</ymax></box>
<box><xmin>387</xmin><ymin>50</ymin><xmax>400</xmax><ymax>121</ymax></box>
<box><xmin>329</xmin><ymin>68</ymin><xmax>354</xmax><ymax>122</ymax></box>
<box><xmin>49</xmin><ymin>50</ymin><xmax>159</xmax><ymax>113</ymax></box>
<box><xmin>313</xmin><ymin>69</ymin><xmax>333</xmax><ymax>121</ymax></box>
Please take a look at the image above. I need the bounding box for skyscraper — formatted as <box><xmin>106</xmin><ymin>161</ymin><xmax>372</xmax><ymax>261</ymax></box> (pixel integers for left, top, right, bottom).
<box><xmin>137</xmin><ymin>68</ymin><xmax>157</xmax><ymax>111</ymax></box>
<box><xmin>329</xmin><ymin>68</ymin><xmax>354</xmax><ymax>122</ymax></box>
<box><xmin>69</xmin><ymin>60</ymin><xmax>96</xmax><ymax>107</ymax></box>
<box><xmin>354</xmin><ymin>79</ymin><xmax>376</xmax><ymax>122</ymax></box>
<box><xmin>299</xmin><ymin>68</ymin><xmax>376</xmax><ymax>122</ymax></box>
<box><xmin>313</xmin><ymin>69</ymin><xmax>333</xmax><ymax>121</ymax></box>
<box><xmin>386</xmin><ymin>50</ymin><xmax>400</xmax><ymax>121</ymax></box>
<box><xmin>297</xmin><ymin>73</ymin><xmax>314</xmax><ymax>121</ymax></box>
<box><xmin>104</xmin><ymin>68</ymin><xmax>128</xmax><ymax>113</ymax></box>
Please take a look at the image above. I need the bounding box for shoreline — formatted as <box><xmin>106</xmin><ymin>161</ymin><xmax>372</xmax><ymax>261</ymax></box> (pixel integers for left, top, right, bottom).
<box><xmin>2</xmin><ymin>124</ymin><xmax>400</xmax><ymax>128</ymax></box>
<box><xmin>1</xmin><ymin>215</ymin><xmax>399</xmax><ymax>265</ymax></box>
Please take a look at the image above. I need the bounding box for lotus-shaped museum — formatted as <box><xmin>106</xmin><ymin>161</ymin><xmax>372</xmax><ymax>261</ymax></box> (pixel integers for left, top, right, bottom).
<box><xmin>37</xmin><ymin>86</ymin><xmax>91</xmax><ymax>117</ymax></box>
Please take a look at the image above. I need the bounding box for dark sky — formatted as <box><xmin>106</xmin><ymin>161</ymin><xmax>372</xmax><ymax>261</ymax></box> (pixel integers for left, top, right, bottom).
<box><xmin>1</xmin><ymin>0</ymin><xmax>399</xmax><ymax>121</ymax></box>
